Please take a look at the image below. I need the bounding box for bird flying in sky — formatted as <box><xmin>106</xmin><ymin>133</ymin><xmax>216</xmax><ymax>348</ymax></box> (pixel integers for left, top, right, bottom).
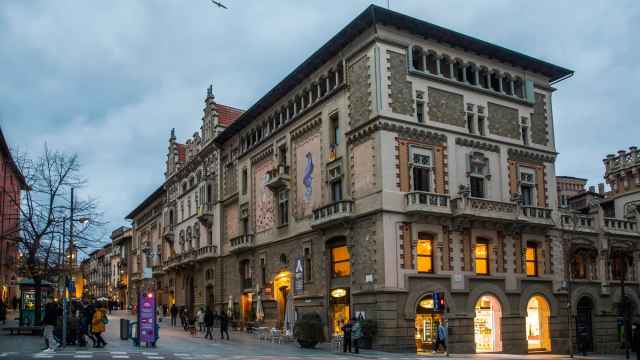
<box><xmin>210</xmin><ymin>0</ymin><xmax>228</xmax><ymax>9</ymax></box>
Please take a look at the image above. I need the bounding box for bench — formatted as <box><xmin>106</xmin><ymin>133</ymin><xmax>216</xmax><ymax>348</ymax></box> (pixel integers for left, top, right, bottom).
<box><xmin>2</xmin><ymin>326</ymin><xmax>43</xmax><ymax>335</ymax></box>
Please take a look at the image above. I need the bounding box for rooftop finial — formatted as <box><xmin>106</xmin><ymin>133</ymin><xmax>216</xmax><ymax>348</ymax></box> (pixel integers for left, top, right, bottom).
<box><xmin>207</xmin><ymin>84</ymin><xmax>214</xmax><ymax>98</ymax></box>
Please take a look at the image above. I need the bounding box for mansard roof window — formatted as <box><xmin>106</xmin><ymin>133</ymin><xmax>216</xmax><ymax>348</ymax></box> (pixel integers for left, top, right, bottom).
<box><xmin>411</xmin><ymin>46</ymin><xmax>425</xmax><ymax>71</ymax></box>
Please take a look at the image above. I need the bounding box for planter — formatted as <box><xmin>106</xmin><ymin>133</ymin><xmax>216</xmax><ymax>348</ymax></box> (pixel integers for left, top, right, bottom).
<box><xmin>358</xmin><ymin>336</ymin><xmax>372</xmax><ymax>349</ymax></box>
<box><xmin>297</xmin><ymin>339</ymin><xmax>318</xmax><ymax>349</ymax></box>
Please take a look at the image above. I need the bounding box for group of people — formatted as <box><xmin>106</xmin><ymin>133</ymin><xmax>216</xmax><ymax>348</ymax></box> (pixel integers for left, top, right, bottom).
<box><xmin>41</xmin><ymin>299</ymin><xmax>109</xmax><ymax>353</ymax></box>
<box><xmin>340</xmin><ymin>317</ymin><xmax>363</xmax><ymax>354</ymax></box>
<box><xmin>169</xmin><ymin>304</ymin><xmax>230</xmax><ymax>340</ymax></box>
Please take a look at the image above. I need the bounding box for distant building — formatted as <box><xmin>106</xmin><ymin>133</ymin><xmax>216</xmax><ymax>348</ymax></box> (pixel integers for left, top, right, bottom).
<box><xmin>556</xmin><ymin>176</ymin><xmax>587</xmax><ymax>208</ymax></box>
<box><xmin>0</xmin><ymin>126</ymin><xmax>27</xmax><ymax>304</ymax></box>
<box><xmin>111</xmin><ymin>226</ymin><xmax>132</xmax><ymax>307</ymax></box>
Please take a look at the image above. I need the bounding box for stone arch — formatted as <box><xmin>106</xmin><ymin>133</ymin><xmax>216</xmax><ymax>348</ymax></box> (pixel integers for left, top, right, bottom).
<box><xmin>571</xmin><ymin>286</ymin><xmax>601</xmax><ymax>313</ymax></box>
<box><xmin>519</xmin><ymin>284</ymin><xmax>560</xmax><ymax>316</ymax></box>
<box><xmin>467</xmin><ymin>283</ymin><xmax>511</xmax><ymax>315</ymax></box>
<box><xmin>404</xmin><ymin>285</ymin><xmax>458</xmax><ymax>319</ymax></box>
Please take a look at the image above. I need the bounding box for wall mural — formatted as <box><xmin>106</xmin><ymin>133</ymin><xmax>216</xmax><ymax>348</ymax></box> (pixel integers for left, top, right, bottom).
<box><xmin>254</xmin><ymin>158</ymin><xmax>275</xmax><ymax>233</ymax></box>
<box><xmin>295</xmin><ymin>134</ymin><xmax>321</xmax><ymax>217</ymax></box>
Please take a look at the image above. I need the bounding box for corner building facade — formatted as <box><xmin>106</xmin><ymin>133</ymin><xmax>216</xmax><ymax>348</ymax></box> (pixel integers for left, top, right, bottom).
<box><xmin>136</xmin><ymin>5</ymin><xmax>583</xmax><ymax>354</ymax></box>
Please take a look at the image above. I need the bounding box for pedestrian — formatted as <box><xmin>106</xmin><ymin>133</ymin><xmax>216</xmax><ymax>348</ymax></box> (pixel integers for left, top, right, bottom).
<box><xmin>42</xmin><ymin>300</ymin><xmax>59</xmax><ymax>352</ymax></box>
<box><xmin>91</xmin><ymin>302</ymin><xmax>108</xmax><ymax>348</ymax></box>
<box><xmin>170</xmin><ymin>303</ymin><xmax>178</xmax><ymax>327</ymax></box>
<box><xmin>82</xmin><ymin>301</ymin><xmax>97</xmax><ymax>347</ymax></box>
<box><xmin>351</xmin><ymin>317</ymin><xmax>362</xmax><ymax>354</ymax></box>
<box><xmin>204</xmin><ymin>307</ymin><xmax>214</xmax><ymax>340</ymax></box>
<box><xmin>219</xmin><ymin>311</ymin><xmax>230</xmax><ymax>340</ymax></box>
<box><xmin>341</xmin><ymin>318</ymin><xmax>352</xmax><ymax>353</ymax></box>
<box><xmin>432</xmin><ymin>321</ymin><xmax>447</xmax><ymax>354</ymax></box>
<box><xmin>0</xmin><ymin>299</ymin><xmax>6</xmax><ymax>325</ymax></box>
<box><xmin>632</xmin><ymin>322</ymin><xmax>639</xmax><ymax>360</ymax></box>
<box><xmin>197</xmin><ymin>307</ymin><xmax>205</xmax><ymax>333</ymax></box>
<box><xmin>180</xmin><ymin>307</ymin><xmax>187</xmax><ymax>330</ymax></box>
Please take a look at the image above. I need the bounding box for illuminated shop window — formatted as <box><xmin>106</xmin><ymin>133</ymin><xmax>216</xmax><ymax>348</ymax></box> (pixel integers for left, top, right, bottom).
<box><xmin>416</xmin><ymin>234</ymin><xmax>433</xmax><ymax>273</ymax></box>
<box><xmin>475</xmin><ymin>241</ymin><xmax>489</xmax><ymax>275</ymax></box>
<box><xmin>331</xmin><ymin>246</ymin><xmax>350</xmax><ymax>278</ymax></box>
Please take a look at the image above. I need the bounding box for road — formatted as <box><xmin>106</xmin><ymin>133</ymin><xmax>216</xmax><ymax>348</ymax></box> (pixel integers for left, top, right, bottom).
<box><xmin>0</xmin><ymin>311</ymin><xmax>630</xmax><ymax>360</ymax></box>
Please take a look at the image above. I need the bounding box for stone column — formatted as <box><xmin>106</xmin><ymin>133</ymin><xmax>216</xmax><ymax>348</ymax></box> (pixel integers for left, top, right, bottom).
<box><xmin>436</xmin><ymin>55</ymin><xmax>442</xmax><ymax>75</ymax></box>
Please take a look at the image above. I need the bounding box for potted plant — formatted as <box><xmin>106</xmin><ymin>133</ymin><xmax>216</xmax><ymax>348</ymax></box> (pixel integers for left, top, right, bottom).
<box><xmin>358</xmin><ymin>319</ymin><xmax>378</xmax><ymax>349</ymax></box>
<box><xmin>293</xmin><ymin>312</ymin><xmax>325</xmax><ymax>348</ymax></box>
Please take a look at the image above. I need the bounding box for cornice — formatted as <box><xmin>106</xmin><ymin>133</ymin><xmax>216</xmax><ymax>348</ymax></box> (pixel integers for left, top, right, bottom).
<box><xmin>508</xmin><ymin>148</ymin><xmax>555</xmax><ymax>163</ymax></box>
<box><xmin>290</xmin><ymin>114</ymin><xmax>322</xmax><ymax>141</ymax></box>
<box><xmin>455</xmin><ymin>137</ymin><xmax>499</xmax><ymax>153</ymax></box>
<box><xmin>250</xmin><ymin>145</ymin><xmax>274</xmax><ymax>165</ymax></box>
<box><xmin>347</xmin><ymin>118</ymin><xmax>447</xmax><ymax>145</ymax></box>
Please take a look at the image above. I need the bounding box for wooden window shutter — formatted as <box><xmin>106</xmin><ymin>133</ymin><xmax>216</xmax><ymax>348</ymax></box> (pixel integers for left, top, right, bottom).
<box><xmin>535</xmin><ymin>165</ymin><xmax>546</xmax><ymax>207</ymax></box>
<box><xmin>434</xmin><ymin>144</ymin><xmax>445</xmax><ymax>194</ymax></box>
<box><xmin>398</xmin><ymin>140</ymin><xmax>410</xmax><ymax>192</ymax></box>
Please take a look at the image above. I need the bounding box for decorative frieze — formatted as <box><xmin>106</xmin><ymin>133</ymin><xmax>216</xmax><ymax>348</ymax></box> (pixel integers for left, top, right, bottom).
<box><xmin>507</xmin><ymin>148</ymin><xmax>555</xmax><ymax>163</ymax></box>
<box><xmin>455</xmin><ymin>137</ymin><xmax>500</xmax><ymax>152</ymax></box>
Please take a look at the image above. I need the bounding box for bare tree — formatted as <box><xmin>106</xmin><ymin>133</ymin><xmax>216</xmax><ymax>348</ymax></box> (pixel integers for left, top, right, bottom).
<box><xmin>1</xmin><ymin>145</ymin><xmax>105</xmax><ymax>324</ymax></box>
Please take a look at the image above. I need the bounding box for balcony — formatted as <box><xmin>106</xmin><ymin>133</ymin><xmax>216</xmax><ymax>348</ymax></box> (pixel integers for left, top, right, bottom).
<box><xmin>163</xmin><ymin>225</ymin><xmax>175</xmax><ymax>242</ymax></box>
<box><xmin>451</xmin><ymin>197</ymin><xmax>518</xmax><ymax>222</ymax></box>
<box><xmin>197</xmin><ymin>245</ymin><xmax>218</xmax><ymax>259</ymax></box>
<box><xmin>603</xmin><ymin>217</ymin><xmax>639</xmax><ymax>236</ymax></box>
<box><xmin>404</xmin><ymin>192</ymin><xmax>451</xmax><ymax>215</ymax></box>
<box><xmin>311</xmin><ymin>200</ymin><xmax>354</xmax><ymax>228</ymax></box>
<box><xmin>229</xmin><ymin>234</ymin><xmax>255</xmax><ymax>253</ymax></box>
<box><xmin>197</xmin><ymin>203</ymin><xmax>214</xmax><ymax>226</ymax></box>
<box><xmin>559</xmin><ymin>213</ymin><xmax>598</xmax><ymax>233</ymax></box>
<box><xmin>519</xmin><ymin>206</ymin><xmax>554</xmax><ymax>227</ymax></box>
<box><xmin>265</xmin><ymin>165</ymin><xmax>290</xmax><ymax>191</ymax></box>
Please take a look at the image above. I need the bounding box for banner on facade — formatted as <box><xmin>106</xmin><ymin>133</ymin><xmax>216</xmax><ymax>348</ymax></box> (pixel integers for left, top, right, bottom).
<box><xmin>294</xmin><ymin>257</ymin><xmax>304</xmax><ymax>295</ymax></box>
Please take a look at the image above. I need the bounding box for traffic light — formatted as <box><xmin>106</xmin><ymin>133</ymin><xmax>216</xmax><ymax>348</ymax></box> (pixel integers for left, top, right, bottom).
<box><xmin>434</xmin><ymin>292</ymin><xmax>446</xmax><ymax>312</ymax></box>
<box><xmin>147</xmin><ymin>292</ymin><xmax>154</xmax><ymax>299</ymax></box>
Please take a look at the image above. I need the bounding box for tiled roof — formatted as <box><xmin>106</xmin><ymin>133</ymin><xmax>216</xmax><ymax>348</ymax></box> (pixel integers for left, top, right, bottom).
<box><xmin>216</xmin><ymin>104</ymin><xmax>243</xmax><ymax>126</ymax></box>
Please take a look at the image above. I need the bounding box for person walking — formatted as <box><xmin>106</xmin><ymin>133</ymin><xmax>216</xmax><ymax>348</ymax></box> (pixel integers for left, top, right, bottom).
<box><xmin>180</xmin><ymin>307</ymin><xmax>187</xmax><ymax>330</ymax></box>
<box><xmin>196</xmin><ymin>307</ymin><xmax>205</xmax><ymax>333</ymax></box>
<box><xmin>341</xmin><ymin>318</ymin><xmax>353</xmax><ymax>353</ymax></box>
<box><xmin>170</xmin><ymin>304</ymin><xmax>178</xmax><ymax>328</ymax></box>
<box><xmin>82</xmin><ymin>301</ymin><xmax>97</xmax><ymax>347</ymax></box>
<box><xmin>351</xmin><ymin>317</ymin><xmax>362</xmax><ymax>354</ymax></box>
<box><xmin>204</xmin><ymin>307</ymin><xmax>214</xmax><ymax>340</ymax></box>
<box><xmin>42</xmin><ymin>300</ymin><xmax>59</xmax><ymax>352</ymax></box>
<box><xmin>219</xmin><ymin>311</ymin><xmax>230</xmax><ymax>340</ymax></box>
<box><xmin>432</xmin><ymin>321</ymin><xmax>447</xmax><ymax>354</ymax></box>
<box><xmin>91</xmin><ymin>303</ymin><xmax>108</xmax><ymax>348</ymax></box>
<box><xmin>0</xmin><ymin>299</ymin><xmax>6</xmax><ymax>325</ymax></box>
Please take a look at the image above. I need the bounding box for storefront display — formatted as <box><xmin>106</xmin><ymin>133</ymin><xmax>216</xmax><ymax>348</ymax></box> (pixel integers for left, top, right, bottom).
<box><xmin>415</xmin><ymin>294</ymin><xmax>444</xmax><ymax>353</ymax></box>
<box><xmin>474</xmin><ymin>295</ymin><xmax>502</xmax><ymax>352</ymax></box>
<box><xmin>330</xmin><ymin>288</ymin><xmax>350</xmax><ymax>336</ymax></box>
<box><xmin>526</xmin><ymin>295</ymin><xmax>551</xmax><ymax>351</ymax></box>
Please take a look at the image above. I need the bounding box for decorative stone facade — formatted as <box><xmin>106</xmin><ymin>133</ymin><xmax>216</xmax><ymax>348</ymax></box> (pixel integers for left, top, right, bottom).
<box><xmin>488</xmin><ymin>102</ymin><xmax>520</xmax><ymax>139</ymax></box>
<box><xmin>348</xmin><ymin>54</ymin><xmax>372</xmax><ymax>128</ymax></box>
<box><xmin>531</xmin><ymin>93</ymin><xmax>549</xmax><ymax>145</ymax></box>
<box><xmin>427</xmin><ymin>87</ymin><xmax>465</xmax><ymax>127</ymax></box>
<box><xmin>387</xmin><ymin>51</ymin><xmax>414</xmax><ymax>116</ymax></box>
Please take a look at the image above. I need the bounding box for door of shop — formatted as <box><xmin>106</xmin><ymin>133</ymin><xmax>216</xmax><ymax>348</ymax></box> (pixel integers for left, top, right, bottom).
<box><xmin>415</xmin><ymin>294</ymin><xmax>444</xmax><ymax>353</ymax></box>
<box><xmin>576</xmin><ymin>297</ymin><xmax>594</xmax><ymax>352</ymax></box>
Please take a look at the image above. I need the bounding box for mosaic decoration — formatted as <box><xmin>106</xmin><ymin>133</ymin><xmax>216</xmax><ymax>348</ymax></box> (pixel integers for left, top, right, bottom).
<box><xmin>254</xmin><ymin>158</ymin><xmax>274</xmax><ymax>232</ymax></box>
<box><xmin>295</xmin><ymin>134</ymin><xmax>321</xmax><ymax>217</ymax></box>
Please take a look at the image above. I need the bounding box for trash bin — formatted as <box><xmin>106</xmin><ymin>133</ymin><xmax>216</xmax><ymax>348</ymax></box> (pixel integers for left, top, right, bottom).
<box><xmin>120</xmin><ymin>318</ymin><xmax>130</xmax><ymax>340</ymax></box>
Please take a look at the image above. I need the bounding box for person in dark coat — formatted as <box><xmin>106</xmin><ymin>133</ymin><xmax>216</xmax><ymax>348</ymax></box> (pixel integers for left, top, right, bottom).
<box><xmin>204</xmin><ymin>307</ymin><xmax>214</xmax><ymax>340</ymax></box>
<box><xmin>632</xmin><ymin>322</ymin><xmax>639</xmax><ymax>360</ymax></box>
<box><xmin>170</xmin><ymin>304</ymin><xmax>178</xmax><ymax>327</ymax></box>
<box><xmin>341</xmin><ymin>318</ymin><xmax>352</xmax><ymax>353</ymax></box>
<box><xmin>42</xmin><ymin>301</ymin><xmax>59</xmax><ymax>352</ymax></box>
<box><xmin>0</xmin><ymin>299</ymin><xmax>6</xmax><ymax>325</ymax></box>
<box><xmin>219</xmin><ymin>311</ymin><xmax>229</xmax><ymax>340</ymax></box>
<box><xmin>82</xmin><ymin>302</ymin><xmax>97</xmax><ymax>347</ymax></box>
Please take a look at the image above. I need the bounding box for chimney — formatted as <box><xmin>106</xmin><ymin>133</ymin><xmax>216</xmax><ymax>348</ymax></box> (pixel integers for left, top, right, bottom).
<box><xmin>598</xmin><ymin>183</ymin><xmax>605</xmax><ymax>194</ymax></box>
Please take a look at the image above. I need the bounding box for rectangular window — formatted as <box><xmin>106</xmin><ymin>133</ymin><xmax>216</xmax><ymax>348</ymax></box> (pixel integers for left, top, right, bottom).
<box><xmin>466</xmin><ymin>113</ymin><xmax>475</xmax><ymax>134</ymax></box>
<box><xmin>304</xmin><ymin>247</ymin><xmax>312</xmax><ymax>282</ymax></box>
<box><xmin>521</xmin><ymin>185</ymin><xmax>533</xmax><ymax>206</ymax></box>
<box><xmin>416</xmin><ymin>235</ymin><xmax>433</xmax><ymax>273</ymax></box>
<box><xmin>331</xmin><ymin>180</ymin><xmax>343</xmax><ymax>202</ymax></box>
<box><xmin>416</xmin><ymin>101</ymin><xmax>425</xmax><ymax>123</ymax></box>
<box><xmin>522</xmin><ymin>126</ymin><xmax>529</xmax><ymax>145</ymax></box>
<box><xmin>260</xmin><ymin>258</ymin><xmax>266</xmax><ymax>286</ymax></box>
<box><xmin>475</xmin><ymin>241</ymin><xmax>489</xmax><ymax>275</ymax></box>
<box><xmin>330</xmin><ymin>113</ymin><xmax>340</xmax><ymax>146</ymax></box>
<box><xmin>241</xmin><ymin>168</ymin><xmax>248</xmax><ymax>195</ymax></box>
<box><xmin>278</xmin><ymin>144</ymin><xmax>288</xmax><ymax>166</ymax></box>
<box><xmin>526</xmin><ymin>243</ymin><xmax>538</xmax><ymax>277</ymax></box>
<box><xmin>331</xmin><ymin>245</ymin><xmax>351</xmax><ymax>277</ymax></box>
<box><xmin>470</xmin><ymin>177</ymin><xmax>485</xmax><ymax>198</ymax></box>
<box><xmin>412</xmin><ymin>167</ymin><xmax>431</xmax><ymax>192</ymax></box>
<box><xmin>278</xmin><ymin>190</ymin><xmax>289</xmax><ymax>226</ymax></box>
<box><xmin>477</xmin><ymin>116</ymin><xmax>485</xmax><ymax>136</ymax></box>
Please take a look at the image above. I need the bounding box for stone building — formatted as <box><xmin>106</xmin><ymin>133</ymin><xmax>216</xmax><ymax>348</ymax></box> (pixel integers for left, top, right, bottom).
<box><xmin>556</xmin><ymin>176</ymin><xmax>587</xmax><ymax>208</ymax></box>
<box><xmin>0</xmin><ymin>126</ymin><xmax>27</xmax><ymax>304</ymax></box>
<box><xmin>118</xmin><ymin>5</ymin><xmax>640</xmax><ymax>355</ymax></box>
<box><xmin>111</xmin><ymin>226</ymin><xmax>132</xmax><ymax>307</ymax></box>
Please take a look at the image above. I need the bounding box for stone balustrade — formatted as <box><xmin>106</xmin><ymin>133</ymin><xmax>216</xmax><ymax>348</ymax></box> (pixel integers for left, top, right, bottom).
<box><xmin>405</xmin><ymin>192</ymin><xmax>451</xmax><ymax>215</ymax></box>
<box><xmin>520</xmin><ymin>206</ymin><xmax>554</xmax><ymax>226</ymax></box>
<box><xmin>197</xmin><ymin>244</ymin><xmax>218</xmax><ymax>258</ymax></box>
<box><xmin>229</xmin><ymin>234</ymin><xmax>255</xmax><ymax>253</ymax></box>
<box><xmin>311</xmin><ymin>200</ymin><xmax>354</xmax><ymax>228</ymax></box>
<box><xmin>603</xmin><ymin>217</ymin><xmax>638</xmax><ymax>234</ymax></box>
<box><xmin>452</xmin><ymin>197</ymin><xmax>518</xmax><ymax>221</ymax></box>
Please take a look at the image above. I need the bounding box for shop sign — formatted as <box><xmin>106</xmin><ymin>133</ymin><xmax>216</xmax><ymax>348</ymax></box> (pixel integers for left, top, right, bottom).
<box><xmin>330</xmin><ymin>288</ymin><xmax>347</xmax><ymax>298</ymax></box>
<box><xmin>138</xmin><ymin>292</ymin><xmax>156</xmax><ymax>344</ymax></box>
<box><xmin>294</xmin><ymin>257</ymin><xmax>304</xmax><ymax>295</ymax></box>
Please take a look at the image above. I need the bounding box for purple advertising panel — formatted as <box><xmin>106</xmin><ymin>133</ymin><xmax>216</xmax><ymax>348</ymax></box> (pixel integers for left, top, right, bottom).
<box><xmin>139</xmin><ymin>292</ymin><xmax>156</xmax><ymax>343</ymax></box>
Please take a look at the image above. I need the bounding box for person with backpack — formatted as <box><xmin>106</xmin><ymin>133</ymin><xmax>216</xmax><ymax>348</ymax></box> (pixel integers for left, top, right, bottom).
<box><xmin>432</xmin><ymin>321</ymin><xmax>447</xmax><ymax>354</ymax></box>
<box><xmin>91</xmin><ymin>302</ymin><xmax>108</xmax><ymax>348</ymax></box>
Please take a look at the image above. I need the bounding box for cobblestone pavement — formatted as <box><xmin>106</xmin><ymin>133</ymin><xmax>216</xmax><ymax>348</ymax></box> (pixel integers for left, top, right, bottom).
<box><xmin>1</xmin><ymin>310</ymin><xmax>635</xmax><ymax>360</ymax></box>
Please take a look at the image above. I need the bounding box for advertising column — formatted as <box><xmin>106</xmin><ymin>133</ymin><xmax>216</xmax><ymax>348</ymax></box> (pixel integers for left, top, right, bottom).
<box><xmin>138</xmin><ymin>292</ymin><xmax>157</xmax><ymax>346</ymax></box>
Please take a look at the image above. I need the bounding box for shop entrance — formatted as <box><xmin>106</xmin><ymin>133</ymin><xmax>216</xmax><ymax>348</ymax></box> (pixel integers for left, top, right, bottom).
<box><xmin>415</xmin><ymin>293</ymin><xmax>444</xmax><ymax>353</ymax></box>
<box><xmin>273</xmin><ymin>271</ymin><xmax>291</xmax><ymax>329</ymax></box>
<box><xmin>576</xmin><ymin>297</ymin><xmax>593</xmax><ymax>352</ymax></box>
<box><xmin>329</xmin><ymin>288</ymin><xmax>350</xmax><ymax>336</ymax></box>
<box><xmin>241</xmin><ymin>292</ymin><xmax>253</xmax><ymax>324</ymax></box>
<box><xmin>474</xmin><ymin>295</ymin><xmax>503</xmax><ymax>352</ymax></box>
<box><xmin>526</xmin><ymin>295</ymin><xmax>551</xmax><ymax>351</ymax></box>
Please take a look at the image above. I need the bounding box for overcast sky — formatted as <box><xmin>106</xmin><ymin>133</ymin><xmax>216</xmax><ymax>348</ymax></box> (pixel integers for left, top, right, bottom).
<box><xmin>1</xmin><ymin>0</ymin><xmax>639</xmax><ymax>242</ymax></box>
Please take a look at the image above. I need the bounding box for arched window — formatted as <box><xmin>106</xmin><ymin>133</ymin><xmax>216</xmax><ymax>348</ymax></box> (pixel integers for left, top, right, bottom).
<box><xmin>479</xmin><ymin>67</ymin><xmax>489</xmax><ymax>89</ymax></box>
<box><xmin>439</xmin><ymin>56</ymin><xmax>451</xmax><ymax>78</ymax></box>
<box><xmin>514</xmin><ymin>77</ymin><xmax>524</xmax><ymax>98</ymax></box>
<box><xmin>490</xmin><ymin>71</ymin><xmax>501</xmax><ymax>92</ymax></box>
<box><xmin>502</xmin><ymin>74</ymin><xmax>513</xmax><ymax>95</ymax></box>
<box><xmin>186</xmin><ymin>227</ymin><xmax>192</xmax><ymax>250</ymax></box>
<box><xmin>453</xmin><ymin>60</ymin><xmax>464</xmax><ymax>82</ymax></box>
<box><xmin>466</xmin><ymin>64</ymin><xmax>478</xmax><ymax>86</ymax></box>
<box><xmin>426</xmin><ymin>51</ymin><xmax>438</xmax><ymax>74</ymax></box>
<box><xmin>412</xmin><ymin>46</ymin><xmax>425</xmax><ymax>71</ymax></box>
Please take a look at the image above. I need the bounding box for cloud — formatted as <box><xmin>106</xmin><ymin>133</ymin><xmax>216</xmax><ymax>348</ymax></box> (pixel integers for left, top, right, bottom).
<box><xmin>1</xmin><ymin>0</ymin><xmax>639</xmax><ymax>231</ymax></box>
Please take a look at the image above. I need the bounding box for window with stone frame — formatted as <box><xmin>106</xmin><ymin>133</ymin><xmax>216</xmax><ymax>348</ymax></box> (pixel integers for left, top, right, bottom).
<box><xmin>468</xmin><ymin>152</ymin><xmax>490</xmax><ymax>198</ymax></box>
<box><xmin>331</xmin><ymin>245</ymin><xmax>351</xmax><ymax>278</ymax></box>
<box><xmin>411</xmin><ymin>46</ymin><xmax>425</xmax><ymax>71</ymax></box>
<box><xmin>240</xmin><ymin>259</ymin><xmax>252</xmax><ymax>290</ymax></box>
<box><xmin>571</xmin><ymin>249</ymin><xmax>597</xmax><ymax>280</ymax></box>
<box><xmin>304</xmin><ymin>246</ymin><xmax>312</xmax><ymax>282</ymax></box>
<box><xmin>410</xmin><ymin>146</ymin><xmax>433</xmax><ymax>193</ymax></box>
<box><xmin>526</xmin><ymin>242</ymin><xmax>539</xmax><ymax>277</ymax></box>
<box><xmin>475</xmin><ymin>239</ymin><xmax>490</xmax><ymax>275</ymax></box>
<box><xmin>278</xmin><ymin>190</ymin><xmax>289</xmax><ymax>226</ymax></box>
<box><xmin>416</xmin><ymin>233</ymin><xmax>434</xmax><ymax>273</ymax></box>
<box><xmin>519</xmin><ymin>167</ymin><xmax>537</xmax><ymax>207</ymax></box>
<box><xmin>415</xmin><ymin>90</ymin><xmax>425</xmax><ymax>123</ymax></box>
